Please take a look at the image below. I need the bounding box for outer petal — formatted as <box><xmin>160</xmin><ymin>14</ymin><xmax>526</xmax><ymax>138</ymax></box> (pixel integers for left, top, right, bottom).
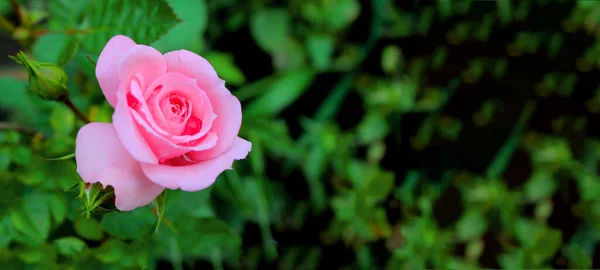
<box><xmin>141</xmin><ymin>137</ymin><xmax>252</xmax><ymax>191</ymax></box>
<box><xmin>118</xmin><ymin>45</ymin><xmax>167</xmax><ymax>91</ymax></box>
<box><xmin>75</xmin><ymin>123</ymin><xmax>164</xmax><ymax>211</ymax></box>
<box><xmin>113</xmin><ymin>86</ymin><xmax>158</xmax><ymax>164</ymax></box>
<box><xmin>163</xmin><ymin>50</ymin><xmax>242</xmax><ymax>160</ymax></box>
<box><xmin>96</xmin><ymin>35</ymin><xmax>137</xmax><ymax>107</ymax></box>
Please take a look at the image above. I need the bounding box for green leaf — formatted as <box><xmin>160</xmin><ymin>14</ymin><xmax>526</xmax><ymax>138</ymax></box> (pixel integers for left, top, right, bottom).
<box><xmin>10</xmin><ymin>145</ymin><xmax>31</xmax><ymax>166</ymax></box>
<box><xmin>497</xmin><ymin>0</ymin><xmax>512</xmax><ymax>25</ymax></box>
<box><xmin>94</xmin><ymin>238</ymin><xmax>127</xmax><ymax>263</ymax></box>
<box><xmin>0</xmin><ymin>77</ymin><xmax>40</xmax><ymax>128</ymax></box>
<box><xmin>248</xmin><ymin>131</ymin><xmax>265</xmax><ymax>176</ymax></box>
<box><xmin>364</xmin><ymin>170</ymin><xmax>394</xmax><ymax>203</ymax></box>
<box><xmin>563</xmin><ymin>245</ymin><xmax>592</xmax><ymax>269</ymax></box>
<box><xmin>524</xmin><ymin>169</ymin><xmax>556</xmax><ymax>202</ymax></box>
<box><xmin>0</xmin><ymin>216</ymin><xmax>15</xmax><ymax>248</ymax></box>
<box><xmin>50</xmin><ymin>103</ymin><xmax>75</xmax><ymax>135</ymax></box>
<box><xmin>48</xmin><ymin>0</ymin><xmax>93</xmax><ymax>29</ymax></box>
<box><xmin>533</xmin><ymin>228</ymin><xmax>562</xmax><ymax>261</ymax></box>
<box><xmin>357</xmin><ymin>113</ymin><xmax>389</xmax><ymax>144</ymax></box>
<box><xmin>306</xmin><ymin>34</ymin><xmax>335</xmax><ymax>70</ymax></box>
<box><xmin>10</xmin><ymin>192</ymin><xmax>52</xmax><ymax>246</ymax></box>
<box><xmin>79</xmin><ymin>0</ymin><xmax>181</xmax><ymax>54</ymax></box>
<box><xmin>74</xmin><ymin>217</ymin><xmax>104</xmax><ymax>241</ymax></box>
<box><xmin>49</xmin><ymin>194</ymin><xmax>67</xmax><ymax>225</ymax></box>
<box><xmin>456</xmin><ymin>210</ymin><xmax>488</xmax><ymax>241</ymax></box>
<box><xmin>204</xmin><ymin>51</ymin><xmax>246</xmax><ymax>86</ymax></box>
<box><xmin>0</xmin><ymin>148</ymin><xmax>10</xmax><ymax>172</ymax></box>
<box><xmin>152</xmin><ymin>0</ymin><xmax>207</xmax><ymax>53</ymax></box>
<box><xmin>101</xmin><ymin>206</ymin><xmax>155</xmax><ymax>239</ymax></box>
<box><xmin>246</xmin><ymin>69</ymin><xmax>315</xmax><ymax>116</ymax></box>
<box><xmin>381</xmin><ymin>45</ymin><xmax>402</xmax><ymax>74</ymax></box>
<box><xmin>322</xmin><ymin>0</ymin><xmax>360</xmax><ymax>31</ymax></box>
<box><xmin>32</xmin><ymin>33</ymin><xmax>80</xmax><ymax>65</ymax></box>
<box><xmin>498</xmin><ymin>249</ymin><xmax>525</xmax><ymax>269</ymax></box>
<box><xmin>154</xmin><ymin>191</ymin><xmax>166</xmax><ymax>233</ymax></box>
<box><xmin>250</xmin><ymin>8</ymin><xmax>291</xmax><ymax>53</ymax></box>
<box><xmin>165</xmin><ymin>189</ymin><xmax>213</xmax><ymax>219</ymax></box>
<box><xmin>54</xmin><ymin>237</ymin><xmax>87</xmax><ymax>257</ymax></box>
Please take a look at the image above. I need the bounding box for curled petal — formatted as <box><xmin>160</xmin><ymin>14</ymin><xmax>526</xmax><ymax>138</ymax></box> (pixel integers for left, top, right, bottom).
<box><xmin>75</xmin><ymin>123</ymin><xmax>164</xmax><ymax>211</ymax></box>
<box><xmin>96</xmin><ymin>35</ymin><xmax>136</xmax><ymax>107</ymax></box>
<box><xmin>132</xmin><ymin>109</ymin><xmax>218</xmax><ymax>161</ymax></box>
<box><xmin>113</xmin><ymin>86</ymin><xmax>158</xmax><ymax>164</ymax></box>
<box><xmin>141</xmin><ymin>137</ymin><xmax>252</xmax><ymax>191</ymax></box>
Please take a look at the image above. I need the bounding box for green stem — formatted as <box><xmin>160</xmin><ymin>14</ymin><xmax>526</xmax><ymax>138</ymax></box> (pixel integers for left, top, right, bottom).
<box><xmin>0</xmin><ymin>121</ymin><xmax>39</xmax><ymax>137</ymax></box>
<box><xmin>0</xmin><ymin>16</ymin><xmax>15</xmax><ymax>34</ymax></box>
<box><xmin>63</xmin><ymin>98</ymin><xmax>90</xmax><ymax>123</ymax></box>
<box><xmin>485</xmin><ymin>100</ymin><xmax>537</xmax><ymax>178</ymax></box>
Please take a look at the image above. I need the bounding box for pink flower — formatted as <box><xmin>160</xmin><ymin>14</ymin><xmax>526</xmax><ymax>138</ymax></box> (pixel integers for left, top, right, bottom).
<box><xmin>75</xmin><ymin>35</ymin><xmax>252</xmax><ymax>211</ymax></box>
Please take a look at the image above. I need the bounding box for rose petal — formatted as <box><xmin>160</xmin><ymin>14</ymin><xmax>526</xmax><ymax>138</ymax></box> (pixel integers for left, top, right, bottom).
<box><xmin>132</xmin><ymin>108</ymin><xmax>218</xmax><ymax>161</ymax></box>
<box><xmin>163</xmin><ymin>50</ymin><xmax>242</xmax><ymax>160</ymax></box>
<box><xmin>118</xmin><ymin>45</ymin><xmax>167</xmax><ymax>91</ymax></box>
<box><xmin>75</xmin><ymin>123</ymin><xmax>164</xmax><ymax>211</ymax></box>
<box><xmin>96</xmin><ymin>35</ymin><xmax>137</xmax><ymax>107</ymax></box>
<box><xmin>113</xmin><ymin>86</ymin><xmax>158</xmax><ymax>164</ymax></box>
<box><xmin>141</xmin><ymin>137</ymin><xmax>252</xmax><ymax>191</ymax></box>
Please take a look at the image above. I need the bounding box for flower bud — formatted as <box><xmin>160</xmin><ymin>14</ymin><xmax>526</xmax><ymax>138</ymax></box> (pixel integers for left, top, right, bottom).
<box><xmin>9</xmin><ymin>51</ymin><xmax>69</xmax><ymax>101</ymax></box>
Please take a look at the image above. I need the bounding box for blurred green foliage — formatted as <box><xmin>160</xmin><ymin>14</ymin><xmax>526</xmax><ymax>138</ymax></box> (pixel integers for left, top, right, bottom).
<box><xmin>1</xmin><ymin>0</ymin><xmax>600</xmax><ymax>269</ymax></box>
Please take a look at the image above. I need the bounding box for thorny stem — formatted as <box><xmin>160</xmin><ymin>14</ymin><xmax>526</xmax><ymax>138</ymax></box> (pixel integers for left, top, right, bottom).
<box><xmin>62</xmin><ymin>98</ymin><xmax>90</xmax><ymax>123</ymax></box>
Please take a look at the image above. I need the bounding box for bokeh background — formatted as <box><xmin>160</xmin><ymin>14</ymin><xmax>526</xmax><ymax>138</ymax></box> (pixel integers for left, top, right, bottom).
<box><xmin>1</xmin><ymin>0</ymin><xmax>600</xmax><ymax>269</ymax></box>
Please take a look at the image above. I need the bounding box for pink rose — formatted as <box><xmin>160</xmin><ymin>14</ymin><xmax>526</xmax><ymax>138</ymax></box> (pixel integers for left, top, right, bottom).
<box><xmin>75</xmin><ymin>35</ymin><xmax>251</xmax><ymax>211</ymax></box>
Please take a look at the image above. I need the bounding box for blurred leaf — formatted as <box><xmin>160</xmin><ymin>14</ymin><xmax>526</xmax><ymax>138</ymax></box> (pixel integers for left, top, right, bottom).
<box><xmin>79</xmin><ymin>0</ymin><xmax>181</xmax><ymax>54</ymax></box>
<box><xmin>54</xmin><ymin>237</ymin><xmax>86</xmax><ymax>257</ymax></box>
<box><xmin>50</xmin><ymin>103</ymin><xmax>75</xmax><ymax>135</ymax></box>
<box><xmin>250</xmin><ymin>8</ymin><xmax>291</xmax><ymax>53</ymax></box>
<box><xmin>101</xmin><ymin>206</ymin><xmax>155</xmax><ymax>239</ymax></box>
<box><xmin>152</xmin><ymin>0</ymin><xmax>207</xmax><ymax>52</ymax></box>
<box><xmin>0</xmin><ymin>216</ymin><xmax>15</xmax><ymax>248</ymax></box>
<box><xmin>497</xmin><ymin>0</ymin><xmax>512</xmax><ymax>25</ymax></box>
<box><xmin>49</xmin><ymin>194</ymin><xmax>67</xmax><ymax>225</ymax></box>
<box><xmin>48</xmin><ymin>0</ymin><xmax>93</xmax><ymax>29</ymax></box>
<box><xmin>524</xmin><ymin>169</ymin><xmax>556</xmax><ymax>202</ymax></box>
<box><xmin>456</xmin><ymin>210</ymin><xmax>487</xmax><ymax>241</ymax></box>
<box><xmin>498</xmin><ymin>249</ymin><xmax>525</xmax><ymax>269</ymax></box>
<box><xmin>357</xmin><ymin>113</ymin><xmax>389</xmax><ymax>144</ymax></box>
<box><xmin>204</xmin><ymin>51</ymin><xmax>246</xmax><ymax>86</ymax></box>
<box><xmin>322</xmin><ymin>0</ymin><xmax>360</xmax><ymax>31</ymax></box>
<box><xmin>74</xmin><ymin>217</ymin><xmax>104</xmax><ymax>241</ymax></box>
<box><xmin>246</xmin><ymin>68</ymin><xmax>315</xmax><ymax>116</ymax></box>
<box><xmin>273</xmin><ymin>37</ymin><xmax>306</xmax><ymax>71</ymax></box>
<box><xmin>0</xmin><ymin>148</ymin><xmax>10</xmax><ymax>172</ymax></box>
<box><xmin>563</xmin><ymin>245</ymin><xmax>593</xmax><ymax>269</ymax></box>
<box><xmin>548</xmin><ymin>32</ymin><xmax>563</xmax><ymax>58</ymax></box>
<box><xmin>10</xmin><ymin>145</ymin><xmax>31</xmax><ymax>166</ymax></box>
<box><xmin>94</xmin><ymin>238</ymin><xmax>127</xmax><ymax>263</ymax></box>
<box><xmin>0</xmin><ymin>77</ymin><xmax>40</xmax><ymax>128</ymax></box>
<box><xmin>248</xmin><ymin>131</ymin><xmax>265</xmax><ymax>176</ymax></box>
<box><xmin>306</xmin><ymin>34</ymin><xmax>335</xmax><ymax>71</ymax></box>
<box><xmin>10</xmin><ymin>191</ymin><xmax>52</xmax><ymax>246</ymax></box>
<box><xmin>32</xmin><ymin>33</ymin><xmax>79</xmax><ymax>65</ymax></box>
<box><xmin>381</xmin><ymin>45</ymin><xmax>402</xmax><ymax>74</ymax></box>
